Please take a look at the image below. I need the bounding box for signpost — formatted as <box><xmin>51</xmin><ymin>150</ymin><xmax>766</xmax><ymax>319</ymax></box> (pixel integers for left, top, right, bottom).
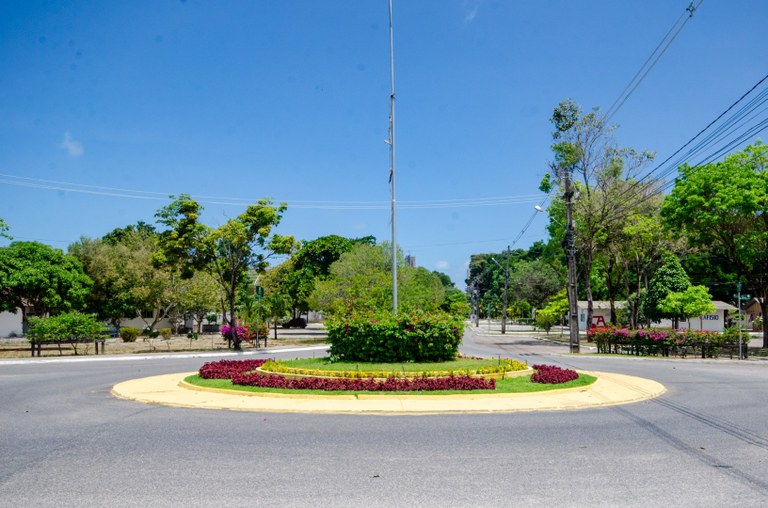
<box><xmin>255</xmin><ymin>285</ymin><xmax>264</xmax><ymax>348</ymax></box>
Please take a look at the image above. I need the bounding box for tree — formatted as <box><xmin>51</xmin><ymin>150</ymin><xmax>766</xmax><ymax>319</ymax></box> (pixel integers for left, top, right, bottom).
<box><xmin>606</xmin><ymin>206</ymin><xmax>680</xmax><ymax>328</ymax></box>
<box><xmin>642</xmin><ymin>255</ymin><xmax>690</xmax><ymax>328</ymax></box>
<box><xmin>282</xmin><ymin>234</ymin><xmax>374</xmax><ymax>316</ymax></box>
<box><xmin>172</xmin><ymin>271</ymin><xmax>220</xmax><ymax>333</ymax></box>
<box><xmin>661</xmin><ymin>143</ymin><xmax>768</xmax><ymax>346</ymax></box>
<box><xmin>542</xmin><ymin>99</ymin><xmax>653</xmax><ymax>330</ymax></box>
<box><xmin>535</xmin><ymin>290</ymin><xmax>569</xmax><ymax>334</ymax></box>
<box><xmin>310</xmin><ymin>242</ymin><xmax>447</xmax><ymax>317</ymax></box>
<box><xmin>509</xmin><ymin>259</ymin><xmax>563</xmax><ymax>309</ymax></box>
<box><xmin>0</xmin><ymin>241</ymin><xmax>92</xmax><ymax>329</ymax></box>
<box><xmin>0</xmin><ymin>218</ymin><xmax>10</xmax><ymax>240</ymax></box>
<box><xmin>658</xmin><ymin>285</ymin><xmax>716</xmax><ymax>330</ymax></box>
<box><xmin>70</xmin><ymin>228</ymin><xmax>175</xmax><ymax>329</ymax></box>
<box><xmin>155</xmin><ymin>195</ymin><xmax>295</xmax><ymax>350</ymax></box>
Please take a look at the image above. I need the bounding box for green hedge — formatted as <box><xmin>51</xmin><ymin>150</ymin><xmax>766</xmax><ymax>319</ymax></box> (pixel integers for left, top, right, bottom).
<box><xmin>26</xmin><ymin>312</ymin><xmax>107</xmax><ymax>343</ymax></box>
<box><xmin>326</xmin><ymin>312</ymin><xmax>464</xmax><ymax>363</ymax></box>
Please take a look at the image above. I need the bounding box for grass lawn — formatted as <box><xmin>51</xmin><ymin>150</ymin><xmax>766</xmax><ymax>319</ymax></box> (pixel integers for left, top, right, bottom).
<box><xmin>184</xmin><ymin>372</ymin><xmax>596</xmax><ymax>396</ymax></box>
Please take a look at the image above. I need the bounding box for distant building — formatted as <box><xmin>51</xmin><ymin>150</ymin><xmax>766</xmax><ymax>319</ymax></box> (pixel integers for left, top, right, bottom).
<box><xmin>405</xmin><ymin>255</ymin><xmax>416</xmax><ymax>268</ymax></box>
<box><xmin>577</xmin><ymin>300</ymin><xmax>737</xmax><ymax>333</ymax></box>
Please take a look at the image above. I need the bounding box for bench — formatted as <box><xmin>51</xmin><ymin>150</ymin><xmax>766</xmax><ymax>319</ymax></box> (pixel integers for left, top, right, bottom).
<box><xmin>30</xmin><ymin>338</ymin><xmax>107</xmax><ymax>357</ymax></box>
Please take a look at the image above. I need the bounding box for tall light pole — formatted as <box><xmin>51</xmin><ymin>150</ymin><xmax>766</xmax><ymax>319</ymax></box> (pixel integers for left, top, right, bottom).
<box><xmin>387</xmin><ymin>0</ymin><xmax>398</xmax><ymax>315</ymax></box>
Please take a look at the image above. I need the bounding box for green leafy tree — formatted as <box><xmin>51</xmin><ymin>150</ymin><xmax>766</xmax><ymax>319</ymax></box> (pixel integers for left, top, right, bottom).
<box><xmin>661</xmin><ymin>142</ymin><xmax>768</xmax><ymax>346</ymax></box>
<box><xmin>509</xmin><ymin>259</ymin><xmax>563</xmax><ymax>309</ymax></box>
<box><xmin>0</xmin><ymin>242</ymin><xmax>92</xmax><ymax>329</ymax></box>
<box><xmin>26</xmin><ymin>312</ymin><xmax>106</xmax><ymax>354</ymax></box>
<box><xmin>155</xmin><ymin>195</ymin><xmax>295</xmax><ymax>350</ymax></box>
<box><xmin>535</xmin><ymin>290</ymin><xmax>569</xmax><ymax>334</ymax></box>
<box><xmin>0</xmin><ymin>218</ymin><xmax>11</xmax><ymax>240</ymax></box>
<box><xmin>310</xmin><ymin>242</ymin><xmax>447</xmax><ymax>317</ymax></box>
<box><xmin>282</xmin><ymin>234</ymin><xmax>374</xmax><ymax>316</ymax></box>
<box><xmin>658</xmin><ymin>285</ymin><xmax>716</xmax><ymax>330</ymax></box>
<box><xmin>642</xmin><ymin>255</ymin><xmax>691</xmax><ymax>327</ymax></box>
<box><xmin>70</xmin><ymin>228</ymin><xmax>175</xmax><ymax>329</ymax></box>
<box><xmin>172</xmin><ymin>271</ymin><xmax>220</xmax><ymax>333</ymax></box>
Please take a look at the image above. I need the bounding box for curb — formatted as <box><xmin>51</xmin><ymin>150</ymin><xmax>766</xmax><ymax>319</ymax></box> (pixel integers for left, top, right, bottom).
<box><xmin>111</xmin><ymin>370</ymin><xmax>666</xmax><ymax>415</ymax></box>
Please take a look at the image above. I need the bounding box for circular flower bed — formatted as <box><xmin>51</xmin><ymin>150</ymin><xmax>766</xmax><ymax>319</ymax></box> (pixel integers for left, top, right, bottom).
<box><xmin>198</xmin><ymin>359</ymin><xmax>496</xmax><ymax>392</ymax></box>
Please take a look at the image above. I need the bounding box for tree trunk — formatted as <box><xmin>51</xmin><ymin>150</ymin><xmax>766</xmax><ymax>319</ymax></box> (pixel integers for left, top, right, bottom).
<box><xmin>229</xmin><ymin>292</ymin><xmax>240</xmax><ymax>350</ymax></box>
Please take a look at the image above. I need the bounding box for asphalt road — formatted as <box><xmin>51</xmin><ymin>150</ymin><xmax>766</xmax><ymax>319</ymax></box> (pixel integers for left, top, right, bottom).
<box><xmin>1</xmin><ymin>331</ymin><xmax>768</xmax><ymax>507</ymax></box>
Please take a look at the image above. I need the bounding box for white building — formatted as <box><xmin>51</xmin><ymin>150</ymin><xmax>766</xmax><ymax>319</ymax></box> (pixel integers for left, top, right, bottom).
<box><xmin>577</xmin><ymin>300</ymin><xmax>737</xmax><ymax>333</ymax></box>
<box><xmin>0</xmin><ymin>310</ymin><xmax>23</xmax><ymax>337</ymax></box>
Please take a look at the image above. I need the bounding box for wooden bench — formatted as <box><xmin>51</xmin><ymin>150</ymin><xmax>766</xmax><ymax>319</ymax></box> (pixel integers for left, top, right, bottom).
<box><xmin>30</xmin><ymin>338</ymin><xmax>107</xmax><ymax>357</ymax></box>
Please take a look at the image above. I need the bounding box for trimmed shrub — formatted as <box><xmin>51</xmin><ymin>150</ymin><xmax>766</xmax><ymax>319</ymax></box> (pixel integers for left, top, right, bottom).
<box><xmin>325</xmin><ymin>312</ymin><xmax>465</xmax><ymax>363</ymax></box>
<box><xmin>158</xmin><ymin>328</ymin><xmax>172</xmax><ymax>340</ymax></box>
<box><xmin>120</xmin><ymin>327</ymin><xmax>141</xmax><ymax>342</ymax></box>
<box><xmin>27</xmin><ymin>312</ymin><xmax>108</xmax><ymax>343</ymax></box>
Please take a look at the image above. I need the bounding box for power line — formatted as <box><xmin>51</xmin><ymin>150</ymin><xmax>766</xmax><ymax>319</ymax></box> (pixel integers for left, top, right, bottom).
<box><xmin>604</xmin><ymin>0</ymin><xmax>703</xmax><ymax>124</ymax></box>
<box><xmin>599</xmin><ymin>71</ymin><xmax>768</xmax><ymax>225</ymax></box>
<box><xmin>0</xmin><ymin>171</ymin><xmax>542</xmax><ymax>210</ymax></box>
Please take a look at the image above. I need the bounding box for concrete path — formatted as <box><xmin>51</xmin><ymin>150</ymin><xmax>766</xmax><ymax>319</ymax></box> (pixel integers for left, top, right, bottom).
<box><xmin>112</xmin><ymin>370</ymin><xmax>665</xmax><ymax>414</ymax></box>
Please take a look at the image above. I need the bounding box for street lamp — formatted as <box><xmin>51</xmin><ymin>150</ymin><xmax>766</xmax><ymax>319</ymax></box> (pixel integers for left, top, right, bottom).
<box><xmin>535</xmin><ymin>201</ymin><xmax>579</xmax><ymax>353</ymax></box>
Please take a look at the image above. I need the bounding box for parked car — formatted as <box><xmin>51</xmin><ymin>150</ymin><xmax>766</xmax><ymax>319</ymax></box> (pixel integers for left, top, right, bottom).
<box><xmin>281</xmin><ymin>317</ymin><xmax>307</xmax><ymax>329</ymax></box>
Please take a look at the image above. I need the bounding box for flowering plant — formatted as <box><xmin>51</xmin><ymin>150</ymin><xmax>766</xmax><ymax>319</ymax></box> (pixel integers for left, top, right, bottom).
<box><xmin>530</xmin><ymin>364</ymin><xmax>579</xmax><ymax>384</ymax></box>
<box><xmin>221</xmin><ymin>325</ymin><xmax>247</xmax><ymax>340</ymax></box>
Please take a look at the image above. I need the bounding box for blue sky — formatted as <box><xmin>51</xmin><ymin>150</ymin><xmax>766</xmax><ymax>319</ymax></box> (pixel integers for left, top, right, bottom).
<box><xmin>1</xmin><ymin>0</ymin><xmax>766</xmax><ymax>288</ymax></box>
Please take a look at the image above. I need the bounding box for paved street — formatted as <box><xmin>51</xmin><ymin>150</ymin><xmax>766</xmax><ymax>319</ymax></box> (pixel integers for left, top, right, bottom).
<box><xmin>2</xmin><ymin>331</ymin><xmax>768</xmax><ymax>507</ymax></box>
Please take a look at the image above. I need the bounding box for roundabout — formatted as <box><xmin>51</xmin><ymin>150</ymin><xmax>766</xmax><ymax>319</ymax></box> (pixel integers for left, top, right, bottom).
<box><xmin>111</xmin><ymin>370</ymin><xmax>666</xmax><ymax>414</ymax></box>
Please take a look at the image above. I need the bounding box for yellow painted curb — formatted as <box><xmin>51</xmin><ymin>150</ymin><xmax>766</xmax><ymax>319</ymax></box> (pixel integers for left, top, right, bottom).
<box><xmin>111</xmin><ymin>370</ymin><xmax>666</xmax><ymax>414</ymax></box>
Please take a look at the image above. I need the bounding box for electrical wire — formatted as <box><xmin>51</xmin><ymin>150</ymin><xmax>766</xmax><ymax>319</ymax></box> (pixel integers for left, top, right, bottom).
<box><xmin>604</xmin><ymin>0</ymin><xmax>703</xmax><ymax>124</ymax></box>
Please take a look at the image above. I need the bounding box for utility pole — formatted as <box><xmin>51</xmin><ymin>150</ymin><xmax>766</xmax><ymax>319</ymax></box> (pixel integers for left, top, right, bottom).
<box><xmin>387</xmin><ymin>0</ymin><xmax>397</xmax><ymax>315</ymax></box>
<box><xmin>564</xmin><ymin>170</ymin><xmax>580</xmax><ymax>353</ymax></box>
<box><xmin>737</xmin><ymin>280</ymin><xmax>744</xmax><ymax>359</ymax></box>
<box><xmin>489</xmin><ymin>250</ymin><xmax>510</xmax><ymax>334</ymax></box>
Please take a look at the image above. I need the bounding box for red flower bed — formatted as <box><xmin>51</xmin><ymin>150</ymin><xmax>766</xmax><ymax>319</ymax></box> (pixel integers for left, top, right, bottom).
<box><xmin>230</xmin><ymin>371</ymin><xmax>495</xmax><ymax>392</ymax></box>
<box><xmin>198</xmin><ymin>359</ymin><xmax>496</xmax><ymax>391</ymax></box>
<box><xmin>530</xmin><ymin>364</ymin><xmax>579</xmax><ymax>384</ymax></box>
<box><xmin>199</xmin><ymin>359</ymin><xmax>268</xmax><ymax>379</ymax></box>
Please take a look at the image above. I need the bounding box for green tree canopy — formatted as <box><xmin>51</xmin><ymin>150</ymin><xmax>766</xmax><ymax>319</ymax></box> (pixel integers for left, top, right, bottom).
<box><xmin>155</xmin><ymin>195</ymin><xmax>295</xmax><ymax>349</ymax></box>
<box><xmin>0</xmin><ymin>241</ymin><xmax>92</xmax><ymax>327</ymax></box>
<box><xmin>658</xmin><ymin>285</ymin><xmax>716</xmax><ymax>330</ymax></box>
<box><xmin>70</xmin><ymin>228</ymin><xmax>175</xmax><ymax>329</ymax></box>
<box><xmin>309</xmin><ymin>242</ymin><xmax>447</xmax><ymax>317</ymax></box>
<box><xmin>642</xmin><ymin>255</ymin><xmax>691</xmax><ymax>326</ymax></box>
<box><xmin>661</xmin><ymin>142</ymin><xmax>768</xmax><ymax>346</ymax></box>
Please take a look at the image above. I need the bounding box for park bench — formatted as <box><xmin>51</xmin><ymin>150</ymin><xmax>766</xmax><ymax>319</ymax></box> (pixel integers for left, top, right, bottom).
<box><xmin>30</xmin><ymin>338</ymin><xmax>107</xmax><ymax>357</ymax></box>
